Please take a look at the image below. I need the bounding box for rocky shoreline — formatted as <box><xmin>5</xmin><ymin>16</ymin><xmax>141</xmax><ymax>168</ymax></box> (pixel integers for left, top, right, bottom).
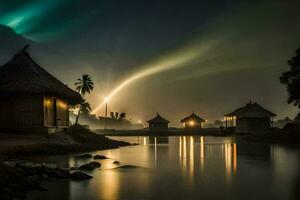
<box><xmin>0</xmin><ymin>153</ymin><xmax>125</xmax><ymax>200</ymax></box>
<box><xmin>0</xmin><ymin>125</ymin><xmax>132</xmax><ymax>199</ymax></box>
<box><xmin>0</xmin><ymin>125</ymin><xmax>131</xmax><ymax>158</ymax></box>
<box><xmin>0</xmin><ymin>160</ymin><xmax>93</xmax><ymax>200</ymax></box>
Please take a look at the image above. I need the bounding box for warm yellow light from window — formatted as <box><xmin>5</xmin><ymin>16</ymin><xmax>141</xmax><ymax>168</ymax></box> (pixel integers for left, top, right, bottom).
<box><xmin>57</xmin><ymin>101</ymin><xmax>68</xmax><ymax>109</ymax></box>
<box><xmin>44</xmin><ymin>98</ymin><xmax>52</xmax><ymax>107</ymax></box>
<box><xmin>46</xmin><ymin>100</ymin><xmax>51</xmax><ymax>106</ymax></box>
<box><xmin>189</xmin><ymin>121</ymin><xmax>195</xmax><ymax>126</ymax></box>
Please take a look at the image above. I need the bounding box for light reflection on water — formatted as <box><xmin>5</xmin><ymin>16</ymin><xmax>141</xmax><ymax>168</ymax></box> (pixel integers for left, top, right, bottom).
<box><xmin>28</xmin><ymin>136</ymin><xmax>300</xmax><ymax>200</ymax></box>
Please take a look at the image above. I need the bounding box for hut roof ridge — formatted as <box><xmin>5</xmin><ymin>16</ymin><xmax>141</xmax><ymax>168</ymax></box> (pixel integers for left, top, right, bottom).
<box><xmin>180</xmin><ymin>113</ymin><xmax>206</xmax><ymax>123</ymax></box>
<box><xmin>225</xmin><ymin>102</ymin><xmax>276</xmax><ymax>118</ymax></box>
<box><xmin>147</xmin><ymin>113</ymin><xmax>170</xmax><ymax>123</ymax></box>
<box><xmin>0</xmin><ymin>46</ymin><xmax>82</xmax><ymax>105</ymax></box>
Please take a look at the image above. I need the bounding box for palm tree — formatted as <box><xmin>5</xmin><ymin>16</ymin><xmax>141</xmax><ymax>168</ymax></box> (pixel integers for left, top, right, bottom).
<box><xmin>110</xmin><ymin>112</ymin><xmax>116</xmax><ymax>119</ymax></box>
<box><xmin>119</xmin><ymin>112</ymin><xmax>126</xmax><ymax>120</ymax></box>
<box><xmin>74</xmin><ymin>74</ymin><xmax>94</xmax><ymax>125</ymax></box>
<box><xmin>75</xmin><ymin>74</ymin><xmax>94</xmax><ymax>96</ymax></box>
<box><xmin>80</xmin><ymin>100</ymin><xmax>92</xmax><ymax>114</ymax></box>
<box><xmin>115</xmin><ymin>112</ymin><xmax>119</xmax><ymax>120</ymax></box>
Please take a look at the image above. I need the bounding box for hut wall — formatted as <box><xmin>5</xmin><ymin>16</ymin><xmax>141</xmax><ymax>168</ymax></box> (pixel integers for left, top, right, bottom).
<box><xmin>0</xmin><ymin>98</ymin><xmax>14</xmax><ymax>127</ymax></box>
<box><xmin>56</xmin><ymin>98</ymin><xmax>69</xmax><ymax>127</ymax></box>
<box><xmin>236</xmin><ymin>117</ymin><xmax>270</xmax><ymax>133</ymax></box>
<box><xmin>149</xmin><ymin>123</ymin><xmax>168</xmax><ymax>132</ymax></box>
<box><xmin>44</xmin><ymin>96</ymin><xmax>55</xmax><ymax>127</ymax></box>
<box><xmin>44</xmin><ymin>96</ymin><xmax>69</xmax><ymax>127</ymax></box>
<box><xmin>13</xmin><ymin>95</ymin><xmax>44</xmax><ymax>128</ymax></box>
<box><xmin>184</xmin><ymin>121</ymin><xmax>203</xmax><ymax>130</ymax></box>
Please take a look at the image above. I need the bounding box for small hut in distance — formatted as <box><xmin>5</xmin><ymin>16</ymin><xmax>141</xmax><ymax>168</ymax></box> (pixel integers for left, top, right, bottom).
<box><xmin>0</xmin><ymin>45</ymin><xmax>82</xmax><ymax>133</ymax></box>
<box><xmin>147</xmin><ymin>113</ymin><xmax>169</xmax><ymax>133</ymax></box>
<box><xmin>180</xmin><ymin>112</ymin><xmax>206</xmax><ymax>131</ymax></box>
<box><xmin>224</xmin><ymin>101</ymin><xmax>276</xmax><ymax>134</ymax></box>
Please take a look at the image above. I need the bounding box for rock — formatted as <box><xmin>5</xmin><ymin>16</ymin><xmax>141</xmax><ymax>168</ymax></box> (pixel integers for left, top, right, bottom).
<box><xmin>0</xmin><ymin>188</ymin><xmax>12</xmax><ymax>200</ymax></box>
<box><xmin>113</xmin><ymin>161</ymin><xmax>120</xmax><ymax>165</ymax></box>
<box><xmin>89</xmin><ymin>161</ymin><xmax>101</xmax><ymax>168</ymax></box>
<box><xmin>113</xmin><ymin>165</ymin><xmax>142</xmax><ymax>169</ymax></box>
<box><xmin>48</xmin><ymin>177</ymin><xmax>56</xmax><ymax>182</ymax></box>
<box><xmin>78</xmin><ymin>163</ymin><xmax>95</xmax><ymax>170</ymax></box>
<box><xmin>40</xmin><ymin>173</ymin><xmax>48</xmax><ymax>180</ymax></box>
<box><xmin>13</xmin><ymin>167</ymin><xmax>25</xmax><ymax>177</ymax></box>
<box><xmin>76</xmin><ymin>154</ymin><xmax>93</xmax><ymax>159</ymax></box>
<box><xmin>27</xmin><ymin>175</ymin><xmax>40</xmax><ymax>182</ymax></box>
<box><xmin>79</xmin><ymin>162</ymin><xmax>101</xmax><ymax>170</ymax></box>
<box><xmin>0</xmin><ymin>188</ymin><xmax>11</xmax><ymax>195</ymax></box>
<box><xmin>43</xmin><ymin>168</ymin><xmax>61</xmax><ymax>179</ymax></box>
<box><xmin>70</xmin><ymin>171</ymin><xmax>92</xmax><ymax>180</ymax></box>
<box><xmin>24</xmin><ymin>176</ymin><xmax>42</xmax><ymax>190</ymax></box>
<box><xmin>15</xmin><ymin>191</ymin><xmax>26</xmax><ymax>199</ymax></box>
<box><xmin>10</xmin><ymin>183</ymin><xmax>26</xmax><ymax>192</ymax></box>
<box><xmin>0</xmin><ymin>194</ymin><xmax>12</xmax><ymax>200</ymax></box>
<box><xmin>40</xmin><ymin>167</ymin><xmax>70</xmax><ymax>179</ymax></box>
<box><xmin>93</xmin><ymin>155</ymin><xmax>108</xmax><ymax>160</ymax></box>
<box><xmin>54</xmin><ymin>168</ymin><xmax>71</xmax><ymax>179</ymax></box>
<box><xmin>37</xmin><ymin>185</ymin><xmax>48</xmax><ymax>191</ymax></box>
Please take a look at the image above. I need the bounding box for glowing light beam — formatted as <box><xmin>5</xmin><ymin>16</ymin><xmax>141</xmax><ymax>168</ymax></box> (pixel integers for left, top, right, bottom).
<box><xmin>91</xmin><ymin>39</ymin><xmax>217</xmax><ymax>114</ymax></box>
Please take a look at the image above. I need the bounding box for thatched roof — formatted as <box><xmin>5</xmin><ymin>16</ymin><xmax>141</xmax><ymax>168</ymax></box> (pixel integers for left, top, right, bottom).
<box><xmin>180</xmin><ymin>112</ymin><xmax>205</xmax><ymax>123</ymax></box>
<box><xmin>224</xmin><ymin>102</ymin><xmax>276</xmax><ymax>118</ymax></box>
<box><xmin>0</xmin><ymin>45</ymin><xmax>82</xmax><ymax>105</ymax></box>
<box><xmin>147</xmin><ymin>113</ymin><xmax>170</xmax><ymax>124</ymax></box>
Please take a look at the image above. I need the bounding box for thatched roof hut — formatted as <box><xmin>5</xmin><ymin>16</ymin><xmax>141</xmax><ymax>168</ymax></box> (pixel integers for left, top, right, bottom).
<box><xmin>147</xmin><ymin>113</ymin><xmax>170</xmax><ymax>124</ymax></box>
<box><xmin>0</xmin><ymin>45</ymin><xmax>82</xmax><ymax>105</ymax></box>
<box><xmin>224</xmin><ymin>101</ymin><xmax>276</xmax><ymax>133</ymax></box>
<box><xmin>180</xmin><ymin>112</ymin><xmax>206</xmax><ymax>130</ymax></box>
<box><xmin>147</xmin><ymin>113</ymin><xmax>169</xmax><ymax>133</ymax></box>
<box><xmin>225</xmin><ymin>102</ymin><xmax>276</xmax><ymax>118</ymax></box>
<box><xmin>0</xmin><ymin>45</ymin><xmax>82</xmax><ymax>132</ymax></box>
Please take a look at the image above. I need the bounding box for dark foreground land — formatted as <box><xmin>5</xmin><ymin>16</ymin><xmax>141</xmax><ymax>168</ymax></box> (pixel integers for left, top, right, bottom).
<box><xmin>0</xmin><ymin>125</ymin><xmax>131</xmax><ymax>200</ymax></box>
<box><xmin>0</xmin><ymin>125</ymin><xmax>130</xmax><ymax>157</ymax></box>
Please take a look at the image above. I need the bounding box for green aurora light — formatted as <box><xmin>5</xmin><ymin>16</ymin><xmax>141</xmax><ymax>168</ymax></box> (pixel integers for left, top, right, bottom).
<box><xmin>0</xmin><ymin>0</ymin><xmax>67</xmax><ymax>41</ymax></box>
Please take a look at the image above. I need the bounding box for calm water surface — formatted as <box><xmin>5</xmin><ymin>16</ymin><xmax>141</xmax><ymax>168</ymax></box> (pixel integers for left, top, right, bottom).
<box><xmin>28</xmin><ymin>136</ymin><xmax>300</xmax><ymax>200</ymax></box>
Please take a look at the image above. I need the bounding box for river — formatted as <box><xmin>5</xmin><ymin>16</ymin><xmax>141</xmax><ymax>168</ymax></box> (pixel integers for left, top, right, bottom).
<box><xmin>28</xmin><ymin>136</ymin><xmax>300</xmax><ymax>200</ymax></box>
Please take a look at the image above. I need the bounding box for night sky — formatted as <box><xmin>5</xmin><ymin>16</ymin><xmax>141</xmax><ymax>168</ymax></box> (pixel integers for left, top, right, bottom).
<box><xmin>0</xmin><ymin>0</ymin><xmax>300</xmax><ymax>126</ymax></box>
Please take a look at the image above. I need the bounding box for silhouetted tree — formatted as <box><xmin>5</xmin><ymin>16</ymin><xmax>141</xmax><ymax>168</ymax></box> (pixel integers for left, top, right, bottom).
<box><xmin>119</xmin><ymin>112</ymin><xmax>126</xmax><ymax>120</ymax></box>
<box><xmin>110</xmin><ymin>112</ymin><xmax>116</xmax><ymax>119</ymax></box>
<box><xmin>80</xmin><ymin>100</ymin><xmax>92</xmax><ymax>114</ymax></box>
<box><xmin>109</xmin><ymin>112</ymin><xmax>126</xmax><ymax>120</ymax></box>
<box><xmin>280</xmin><ymin>47</ymin><xmax>300</xmax><ymax>108</ymax></box>
<box><xmin>213</xmin><ymin>120</ymin><xmax>223</xmax><ymax>127</ymax></box>
<box><xmin>74</xmin><ymin>74</ymin><xmax>94</xmax><ymax>124</ymax></box>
